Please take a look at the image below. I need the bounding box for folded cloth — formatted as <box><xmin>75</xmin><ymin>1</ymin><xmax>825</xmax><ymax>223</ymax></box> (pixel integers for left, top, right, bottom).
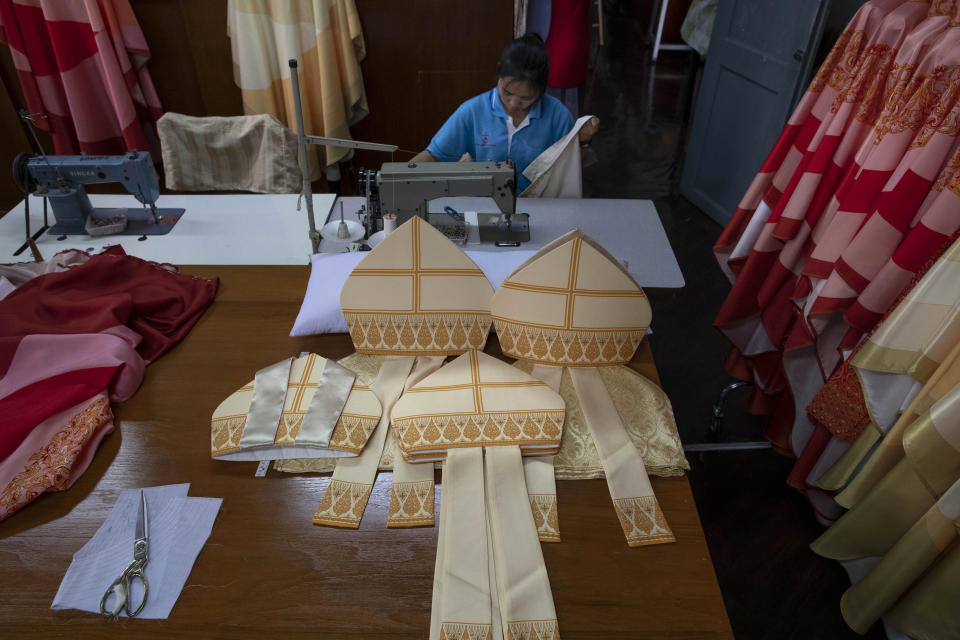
<box><xmin>290</xmin><ymin>249</ymin><xmax>535</xmax><ymax>336</ymax></box>
<box><xmin>52</xmin><ymin>484</ymin><xmax>221</xmax><ymax>619</ymax></box>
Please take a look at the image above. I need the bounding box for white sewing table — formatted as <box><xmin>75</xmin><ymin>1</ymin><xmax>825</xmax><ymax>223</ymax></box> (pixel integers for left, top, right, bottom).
<box><xmin>0</xmin><ymin>193</ymin><xmax>337</xmax><ymax>265</ymax></box>
<box><xmin>0</xmin><ymin>194</ymin><xmax>685</xmax><ymax>292</ymax></box>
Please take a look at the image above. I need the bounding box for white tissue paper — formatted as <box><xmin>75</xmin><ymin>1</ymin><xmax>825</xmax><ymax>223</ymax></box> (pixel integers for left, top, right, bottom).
<box><xmin>52</xmin><ymin>484</ymin><xmax>221</xmax><ymax>619</ymax></box>
<box><xmin>289</xmin><ymin>249</ymin><xmax>536</xmax><ymax>336</ymax></box>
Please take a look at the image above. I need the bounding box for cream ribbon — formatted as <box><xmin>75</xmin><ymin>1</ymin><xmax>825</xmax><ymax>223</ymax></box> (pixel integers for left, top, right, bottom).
<box><xmin>485</xmin><ymin>445</ymin><xmax>559</xmax><ymax>637</ymax></box>
<box><xmin>569</xmin><ymin>366</ymin><xmax>675</xmax><ymax>546</ymax></box>
<box><xmin>432</xmin><ymin>445</ymin><xmax>556</xmax><ymax>640</ymax></box>
<box><xmin>434</xmin><ymin>448</ymin><xmax>493</xmax><ymax>639</ymax></box>
<box><xmin>313</xmin><ymin>356</ymin><xmax>416</xmax><ymax>528</ymax></box>
<box><xmin>524</xmin><ymin>364</ymin><xmax>563</xmax><ymax>543</ymax></box>
<box><xmin>388</xmin><ymin>356</ymin><xmax>446</xmax><ymax>528</ymax></box>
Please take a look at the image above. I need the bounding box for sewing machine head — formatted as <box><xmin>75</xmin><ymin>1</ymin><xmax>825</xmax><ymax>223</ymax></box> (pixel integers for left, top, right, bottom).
<box><xmin>357</xmin><ymin>161</ymin><xmax>525</xmax><ymax>244</ymax></box>
<box><xmin>15</xmin><ymin>150</ymin><xmax>184</xmax><ymax>236</ymax></box>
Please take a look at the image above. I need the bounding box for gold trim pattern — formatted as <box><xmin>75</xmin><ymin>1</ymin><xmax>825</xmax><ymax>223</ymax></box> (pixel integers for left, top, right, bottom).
<box><xmin>312</xmin><ymin>479</ymin><xmax>373</xmax><ymax>528</ymax></box>
<box><xmin>395</xmin><ymin>411</ymin><xmax>564</xmax><ymax>459</ymax></box>
<box><xmin>613</xmin><ymin>496</ymin><xmax>676</xmax><ymax>547</ymax></box>
<box><xmin>387</xmin><ymin>479</ymin><xmax>435</xmax><ymax>528</ymax></box>
<box><xmin>211</xmin><ymin>415</ymin><xmax>246</xmax><ymax>456</ymax></box>
<box><xmin>439</xmin><ymin>623</ymin><xmax>493</xmax><ymax>640</ymax></box>
<box><xmin>327</xmin><ymin>414</ymin><xmax>381</xmax><ymax>454</ymax></box>
<box><xmin>495</xmin><ymin>319</ymin><xmax>644</xmax><ymax>366</ymax></box>
<box><xmin>530</xmin><ymin>494</ymin><xmax>560</xmax><ymax>543</ymax></box>
<box><xmin>506</xmin><ymin>620</ymin><xmax>560</xmax><ymax>640</ymax></box>
<box><xmin>345</xmin><ymin>312</ymin><xmax>490</xmax><ymax>354</ymax></box>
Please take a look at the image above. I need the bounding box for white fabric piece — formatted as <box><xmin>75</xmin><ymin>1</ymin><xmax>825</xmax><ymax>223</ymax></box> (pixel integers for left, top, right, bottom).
<box><xmin>520</xmin><ymin>114</ymin><xmax>596</xmax><ymax>198</ymax></box>
<box><xmin>859</xmin><ymin>369</ymin><xmax>922</xmax><ymax>433</ymax></box>
<box><xmin>0</xmin><ymin>277</ymin><xmax>15</xmax><ymax>301</ymax></box>
<box><xmin>290</xmin><ymin>249</ymin><xmax>535</xmax><ymax>336</ymax></box>
<box><xmin>52</xmin><ymin>484</ymin><xmax>221</xmax><ymax>619</ymax></box>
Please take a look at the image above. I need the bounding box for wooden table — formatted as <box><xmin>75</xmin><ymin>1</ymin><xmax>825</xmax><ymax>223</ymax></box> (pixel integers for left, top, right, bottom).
<box><xmin>0</xmin><ymin>266</ymin><xmax>732</xmax><ymax>638</ymax></box>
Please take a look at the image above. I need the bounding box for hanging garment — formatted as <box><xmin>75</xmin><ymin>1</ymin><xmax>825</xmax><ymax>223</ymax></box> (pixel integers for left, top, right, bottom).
<box><xmin>0</xmin><ymin>247</ymin><xmax>216</xmax><ymax>521</ymax></box>
<box><xmin>157</xmin><ymin>113</ymin><xmax>302</xmax><ymax>193</ymax></box>
<box><xmin>521</xmin><ymin>114</ymin><xmax>597</xmax><ymax>197</ymax></box>
<box><xmin>492</xmin><ymin>228</ymin><xmax>676</xmax><ymax>546</ymax></box>
<box><xmin>545</xmin><ymin>0</ymin><xmax>589</xmax><ymax>89</ymax></box>
<box><xmin>811</xmin><ymin>369</ymin><xmax>960</xmax><ymax>636</ymax></box>
<box><xmin>227</xmin><ymin>0</ymin><xmax>368</xmax><ymax>173</ymax></box>
<box><xmin>0</xmin><ymin>0</ymin><xmax>163</xmax><ymax>155</ymax></box>
<box><xmin>712</xmin><ymin>1</ymin><xmax>960</xmax><ymax>469</ymax></box>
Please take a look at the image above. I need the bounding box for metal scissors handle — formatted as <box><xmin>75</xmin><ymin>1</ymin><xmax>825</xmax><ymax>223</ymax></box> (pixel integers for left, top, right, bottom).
<box><xmin>100</xmin><ymin>491</ymin><xmax>149</xmax><ymax>620</ymax></box>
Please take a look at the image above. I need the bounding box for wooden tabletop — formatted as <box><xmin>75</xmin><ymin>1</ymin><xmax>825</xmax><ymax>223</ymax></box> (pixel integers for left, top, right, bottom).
<box><xmin>0</xmin><ymin>265</ymin><xmax>732</xmax><ymax>639</ymax></box>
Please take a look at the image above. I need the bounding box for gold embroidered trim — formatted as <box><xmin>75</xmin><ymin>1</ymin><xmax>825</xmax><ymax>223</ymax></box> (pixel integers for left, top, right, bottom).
<box><xmin>395</xmin><ymin>411</ymin><xmax>564</xmax><ymax>457</ymax></box>
<box><xmin>0</xmin><ymin>396</ymin><xmax>112</xmax><ymax>521</ymax></box>
<box><xmin>613</xmin><ymin>496</ymin><xmax>675</xmax><ymax>547</ymax></box>
<box><xmin>327</xmin><ymin>414</ymin><xmax>381</xmax><ymax>454</ymax></box>
<box><xmin>273</xmin><ymin>413</ymin><xmax>305</xmax><ymax>445</ymax></box>
<box><xmin>387</xmin><ymin>479</ymin><xmax>435</xmax><ymax>528</ymax></box>
<box><xmin>506</xmin><ymin>619</ymin><xmax>560</xmax><ymax>640</ymax></box>
<box><xmin>313</xmin><ymin>479</ymin><xmax>373</xmax><ymax>529</ymax></box>
<box><xmin>345</xmin><ymin>312</ymin><xmax>490</xmax><ymax>354</ymax></box>
<box><xmin>439</xmin><ymin>622</ymin><xmax>493</xmax><ymax>640</ymax></box>
<box><xmin>211</xmin><ymin>416</ymin><xmax>246</xmax><ymax>456</ymax></box>
<box><xmin>494</xmin><ymin>319</ymin><xmax>644</xmax><ymax>365</ymax></box>
<box><xmin>530</xmin><ymin>494</ymin><xmax>560</xmax><ymax>543</ymax></box>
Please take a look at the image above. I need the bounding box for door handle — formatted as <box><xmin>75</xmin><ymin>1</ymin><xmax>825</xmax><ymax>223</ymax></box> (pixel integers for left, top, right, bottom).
<box><xmin>794</xmin><ymin>49</ymin><xmax>805</xmax><ymax>62</ymax></box>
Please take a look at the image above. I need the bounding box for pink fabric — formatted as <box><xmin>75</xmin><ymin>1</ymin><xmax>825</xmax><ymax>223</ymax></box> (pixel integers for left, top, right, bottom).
<box><xmin>0</xmin><ymin>0</ymin><xmax>163</xmax><ymax>155</ymax></box>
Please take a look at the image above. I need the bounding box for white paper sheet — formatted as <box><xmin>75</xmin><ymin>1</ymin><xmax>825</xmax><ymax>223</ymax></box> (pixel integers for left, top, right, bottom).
<box><xmin>52</xmin><ymin>484</ymin><xmax>222</xmax><ymax>619</ymax></box>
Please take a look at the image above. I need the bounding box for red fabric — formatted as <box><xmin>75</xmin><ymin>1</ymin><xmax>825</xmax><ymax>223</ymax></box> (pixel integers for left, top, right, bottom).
<box><xmin>0</xmin><ymin>0</ymin><xmax>163</xmax><ymax>155</ymax></box>
<box><xmin>0</xmin><ymin>366</ymin><xmax>118</xmax><ymax>462</ymax></box>
<box><xmin>545</xmin><ymin>0</ymin><xmax>589</xmax><ymax>88</ymax></box>
<box><xmin>0</xmin><ymin>246</ymin><xmax>218</xmax><ymax>376</ymax></box>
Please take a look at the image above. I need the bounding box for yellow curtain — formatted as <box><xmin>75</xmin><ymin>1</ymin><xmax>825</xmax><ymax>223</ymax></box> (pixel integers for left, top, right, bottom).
<box><xmin>227</xmin><ymin>0</ymin><xmax>369</xmax><ymax>174</ymax></box>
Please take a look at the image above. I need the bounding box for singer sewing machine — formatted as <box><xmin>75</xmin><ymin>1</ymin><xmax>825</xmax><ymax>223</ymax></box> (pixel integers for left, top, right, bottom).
<box><xmin>13</xmin><ymin>151</ymin><xmax>185</xmax><ymax>237</ymax></box>
<box><xmin>356</xmin><ymin>161</ymin><xmax>530</xmax><ymax>246</ymax></box>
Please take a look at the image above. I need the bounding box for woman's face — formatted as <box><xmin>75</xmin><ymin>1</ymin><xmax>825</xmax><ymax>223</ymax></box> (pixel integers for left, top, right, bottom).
<box><xmin>497</xmin><ymin>77</ymin><xmax>539</xmax><ymax>119</ymax></box>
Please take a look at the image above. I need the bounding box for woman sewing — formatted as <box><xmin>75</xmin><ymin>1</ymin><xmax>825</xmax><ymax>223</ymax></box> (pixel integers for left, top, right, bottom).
<box><xmin>410</xmin><ymin>33</ymin><xmax>598</xmax><ymax>193</ymax></box>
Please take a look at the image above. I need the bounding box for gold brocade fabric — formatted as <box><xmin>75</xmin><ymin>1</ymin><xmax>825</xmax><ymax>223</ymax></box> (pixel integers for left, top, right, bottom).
<box><xmin>274</xmin><ymin>354</ymin><xmax>689</xmax><ymax>478</ymax></box>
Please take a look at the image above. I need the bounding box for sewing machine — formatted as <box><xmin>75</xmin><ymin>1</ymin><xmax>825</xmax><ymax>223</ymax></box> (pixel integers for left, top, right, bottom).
<box><xmin>14</xmin><ymin>151</ymin><xmax>184</xmax><ymax>237</ymax></box>
<box><xmin>356</xmin><ymin>161</ymin><xmax>530</xmax><ymax>245</ymax></box>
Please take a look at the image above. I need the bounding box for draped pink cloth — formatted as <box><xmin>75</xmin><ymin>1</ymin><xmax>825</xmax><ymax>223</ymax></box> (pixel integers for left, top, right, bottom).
<box><xmin>0</xmin><ymin>0</ymin><xmax>163</xmax><ymax>155</ymax></box>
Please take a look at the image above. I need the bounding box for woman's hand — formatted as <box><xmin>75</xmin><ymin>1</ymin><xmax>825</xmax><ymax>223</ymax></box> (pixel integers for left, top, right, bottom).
<box><xmin>579</xmin><ymin>116</ymin><xmax>600</xmax><ymax>145</ymax></box>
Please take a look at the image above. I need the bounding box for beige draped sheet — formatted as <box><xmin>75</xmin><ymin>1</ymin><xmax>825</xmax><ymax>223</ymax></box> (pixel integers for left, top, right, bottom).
<box><xmin>811</xmin><ymin>346</ymin><xmax>960</xmax><ymax>637</ymax></box>
<box><xmin>227</xmin><ymin>0</ymin><xmax>369</xmax><ymax>174</ymax></box>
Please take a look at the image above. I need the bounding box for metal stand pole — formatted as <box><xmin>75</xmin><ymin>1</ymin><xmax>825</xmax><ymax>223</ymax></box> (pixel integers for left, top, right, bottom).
<box><xmin>289</xmin><ymin>59</ymin><xmax>321</xmax><ymax>254</ymax></box>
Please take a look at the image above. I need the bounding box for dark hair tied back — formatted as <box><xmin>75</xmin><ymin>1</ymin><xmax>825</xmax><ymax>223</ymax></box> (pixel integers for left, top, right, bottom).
<box><xmin>497</xmin><ymin>32</ymin><xmax>550</xmax><ymax>98</ymax></box>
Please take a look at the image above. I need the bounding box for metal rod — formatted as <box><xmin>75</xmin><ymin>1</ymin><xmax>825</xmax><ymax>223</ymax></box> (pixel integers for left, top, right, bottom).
<box><xmin>684</xmin><ymin>442</ymin><xmax>772</xmax><ymax>452</ymax></box>
<box><xmin>303</xmin><ymin>135</ymin><xmax>397</xmax><ymax>153</ymax></box>
<box><xmin>289</xmin><ymin>59</ymin><xmax>321</xmax><ymax>254</ymax></box>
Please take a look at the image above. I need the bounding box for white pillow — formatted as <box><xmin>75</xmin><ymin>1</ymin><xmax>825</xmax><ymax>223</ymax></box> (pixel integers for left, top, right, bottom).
<box><xmin>289</xmin><ymin>249</ymin><xmax>535</xmax><ymax>336</ymax></box>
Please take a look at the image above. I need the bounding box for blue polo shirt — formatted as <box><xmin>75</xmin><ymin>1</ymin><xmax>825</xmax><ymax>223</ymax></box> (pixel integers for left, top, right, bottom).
<box><xmin>426</xmin><ymin>88</ymin><xmax>574</xmax><ymax>193</ymax></box>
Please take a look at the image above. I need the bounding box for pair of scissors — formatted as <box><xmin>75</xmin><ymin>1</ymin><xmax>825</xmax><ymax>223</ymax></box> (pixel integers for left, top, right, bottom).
<box><xmin>100</xmin><ymin>490</ymin><xmax>149</xmax><ymax>621</ymax></box>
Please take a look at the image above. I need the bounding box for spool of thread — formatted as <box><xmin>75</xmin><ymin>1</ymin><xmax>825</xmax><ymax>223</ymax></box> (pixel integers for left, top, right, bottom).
<box><xmin>383</xmin><ymin>214</ymin><xmax>397</xmax><ymax>235</ymax></box>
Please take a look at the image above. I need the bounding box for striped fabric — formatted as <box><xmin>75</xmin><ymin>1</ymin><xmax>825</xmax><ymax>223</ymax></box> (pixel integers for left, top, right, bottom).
<box><xmin>227</xmin><ymin>0</ymin><xmax>369</xmax><ymax>174</ymax></box>
<box><xmin>157</xmin><ymin>112</ymin><xmax>301</xmax><ymax>193</ymax></box>
<box><xmin>0</xmin><ymin>0</ymin><xmax>163</xmax><ymax>155</ymax></box>
<box><xmin>712</xmin><ymin>1</ymin><xmax>960</xmax><ymax>465</ymax></box>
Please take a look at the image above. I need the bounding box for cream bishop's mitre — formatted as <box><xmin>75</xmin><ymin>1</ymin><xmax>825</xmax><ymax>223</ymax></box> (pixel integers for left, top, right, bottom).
<box><xmin>491</xmin><ymin>229</ymin><xmax>651</xmax><ymax>366</ymax></box>
<box><xmin>392</xmin><ymin>349</ymin><xmax>565</xmax><ymax>462</ymax></box>
<box><xmin>211</xmin><ymin>353</ymin><xmax>382</xmax><ymax>460</ymax></box>
<box><xmin>340</xmin><ymin>216</ymin><xmax>494</xmax><ymax>355</ymax></box>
